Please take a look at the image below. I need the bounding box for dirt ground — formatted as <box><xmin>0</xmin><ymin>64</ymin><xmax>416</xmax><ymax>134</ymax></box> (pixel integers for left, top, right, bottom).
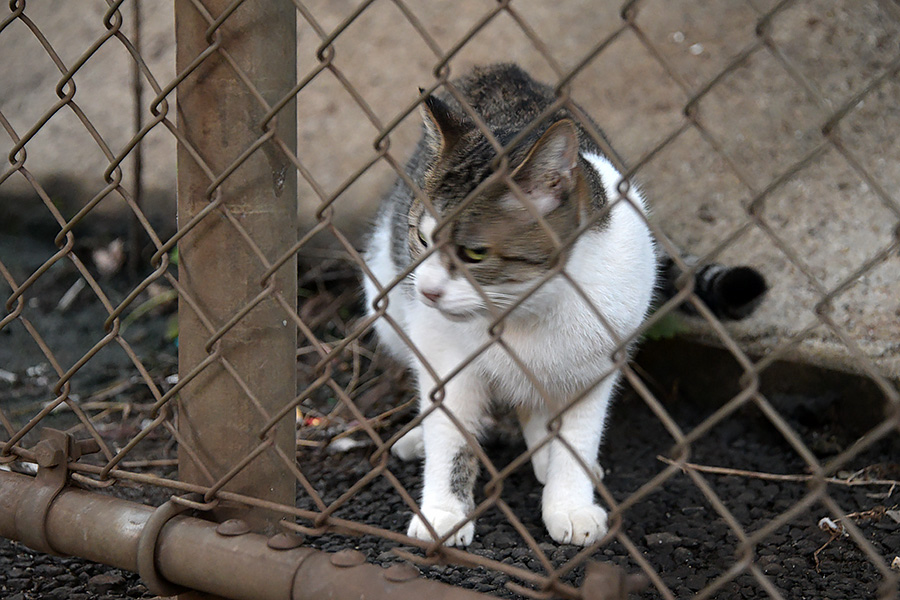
<box><xmin>1</xmin><ymin>232</ymin><xmax>898</xmax><ymax>600</ymax></box>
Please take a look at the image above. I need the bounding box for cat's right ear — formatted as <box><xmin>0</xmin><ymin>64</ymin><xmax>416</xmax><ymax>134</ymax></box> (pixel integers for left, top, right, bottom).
<box><xmin>504</xmin><ymin>119</ymin><xmax>579</xmax><ymax>218</ymax></box>
<box><xmin>420</xmin><ymin>91</ymin><xmax>466</xmax><ymax>155</ymax></box>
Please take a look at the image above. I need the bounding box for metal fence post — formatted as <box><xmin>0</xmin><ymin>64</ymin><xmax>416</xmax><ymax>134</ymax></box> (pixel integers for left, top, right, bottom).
<box><xmin>174</xmin><ymin>0</ymin><xmax>297</xmax><ymax>535</ymax></box>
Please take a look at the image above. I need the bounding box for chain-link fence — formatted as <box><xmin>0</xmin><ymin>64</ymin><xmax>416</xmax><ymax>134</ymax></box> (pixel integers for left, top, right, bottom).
<box><xmin>2</xmin><ymin>1</ymin><xmax>899</xmax><ymax>599</ymax></box>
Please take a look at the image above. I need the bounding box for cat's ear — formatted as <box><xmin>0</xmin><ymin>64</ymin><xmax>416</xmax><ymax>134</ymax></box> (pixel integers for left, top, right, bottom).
<box><xmin>420</xmin><ymin>91</ymin><xmax>467</xmax><ymax>155</ymax></box>
<box><xmin>508</xmin><ymin>119</ymin><xmax>579</xmax><ymax>216</ymax></box>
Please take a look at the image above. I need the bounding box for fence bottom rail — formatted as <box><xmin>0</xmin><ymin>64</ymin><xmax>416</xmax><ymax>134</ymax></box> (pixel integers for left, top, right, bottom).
<box><xmin>0</xmin><ymin>468</ymin><xmax>496</xmax><ymax>600</ymax></box>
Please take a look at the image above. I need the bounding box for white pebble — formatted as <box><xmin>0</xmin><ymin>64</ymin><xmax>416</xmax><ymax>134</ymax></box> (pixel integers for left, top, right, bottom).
<box><xmin>328</xmin><ymin>437</ymin><xmax>366</xmax><ymax>453</ymax></box>
<box><xmin>817</xmin><ymin>516</ymin><xmax>842</xmax><ymax>534</ymax></box>
<box><xmin>690</xmin><ymin>43</ymin><xmax>704</xmax><ymax>55</ymax></box>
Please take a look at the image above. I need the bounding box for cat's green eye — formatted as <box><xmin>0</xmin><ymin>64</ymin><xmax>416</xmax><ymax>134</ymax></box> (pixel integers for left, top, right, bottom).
<box><xmin>416</xmin><ymin>229</ymin><xmax>428</xmax><ymax>247</ymax></box>
<box><xmin>460</xmin><ymin>246</ymin><xmax>489</xmax><ymax>263</ymax></box>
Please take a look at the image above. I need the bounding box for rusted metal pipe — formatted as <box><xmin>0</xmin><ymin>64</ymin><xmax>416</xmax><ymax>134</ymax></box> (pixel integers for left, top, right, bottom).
<box><xmin>0</xmin><ymin>470</ymin><xmax>151</xmax><ymax>572</ymax></box>
<box><xmin>174</xmin><ymin>0</ymin><xmax>298</xmax><ymax>532</ymax></box>
<box><xmin>0</xmin><ymin>470</ymin><xmax>494</xmax><ymax>600</ymax></box>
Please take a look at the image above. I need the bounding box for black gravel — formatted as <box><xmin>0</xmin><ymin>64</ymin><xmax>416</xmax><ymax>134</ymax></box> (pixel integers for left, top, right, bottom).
<box><xmin>290</xmin><ymin>383</ymin><xmax>899</xmax><ymax>599</ymax></box>
<box><xmin>0</xmin><ymin>544</ymin><xmax>151</xmax><ymax>600</ymax></box>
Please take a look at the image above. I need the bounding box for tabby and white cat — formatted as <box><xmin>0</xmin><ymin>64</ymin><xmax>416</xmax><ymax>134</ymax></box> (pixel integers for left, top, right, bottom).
<box><xmin>363</xmin><ymin>64</ymin><xmax>657</xmax><ymax>546</ymax></box>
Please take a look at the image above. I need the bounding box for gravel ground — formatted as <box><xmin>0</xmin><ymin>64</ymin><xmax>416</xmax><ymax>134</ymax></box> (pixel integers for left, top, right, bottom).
<box><xmin>3</xmin><ymin>379</ymin><xmax>897</xmax><ymax>600</ymax></box>
<box><xmin>0</xmin><ymin>530</ymin><xmax>155</xmax><ymax>600</ymax></box>
<box><xmin>1</xmin><ymin>233</ymin><xmax>898</xmax><ymax>599</ymax></box>
<box><xmin>291</xmin><ymin>384</ymin><xmax>899</xmax><ymax>599</ymax></box>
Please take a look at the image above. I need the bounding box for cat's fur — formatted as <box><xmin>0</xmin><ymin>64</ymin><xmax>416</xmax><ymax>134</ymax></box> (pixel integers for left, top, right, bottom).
<box><xmin>362</xmin><ymin>64</ymin><xmax>656</xmax><ymax>546</ymax></box>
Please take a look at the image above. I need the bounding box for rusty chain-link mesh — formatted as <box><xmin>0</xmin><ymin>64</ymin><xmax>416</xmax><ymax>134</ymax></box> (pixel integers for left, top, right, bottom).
<box><xmin>1</xmin><ymin>0</ymin><xmax>899</xmax><ymax>599</ymax></box>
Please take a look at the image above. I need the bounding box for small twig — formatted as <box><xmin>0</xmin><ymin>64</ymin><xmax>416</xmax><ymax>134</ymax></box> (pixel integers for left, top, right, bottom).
<box><xmin>814</xmin><ymin>507</ymin><xmax>890</xmax><ymax>571</ymax></box>
<box><xmin>327</xmin><ymin>341</ymin><xmax>365</xmax><ymax>421</ymax></box>
<box><xmin>297</xmin><ymin>439</ymin><xmax>325</xmax><ymax>449</ymax></box>
<box><xmin>64</xmin><ymin>406</ymin><xmax>119</xmax><ymax>435</ymax></box>
<box><xmin>64</xmin><ymin>401</ymin><xmax>133</xmax><ymax>413</ymax></box>
<box><xmin>84</xmin><ymin>378</ymin><xmax>139</xmax><ymax>403</ymax></box>
<box><xmin>326</xmin><ymin>397</ymin><xmax>417</xmax><ymax>444</ymax></box>
<box><xmin>629</xmin><ymin>361</ymin><xmax>678</xmax><ymax>405</ymax></box>
<box><xmin>347</xmin><ymin>339</ymin><xmax>362</xmax><ymax>395</ymax></box>
<box><xmin>121</xmin><ymin>288</ymin><xmax>178</xmax><ymax>332</ymax></box>
<box><xmin>57</xmin><ymin>278</ymin><xmax>86</xmax><ymax>312</ymax></box>
<box><xmin>657</xmin><ymin>455</ymin><xmax>900</xmax><ymax>487</ymax></box>
<box><xmin>660</xmin><ymin>457</ymin><xmax>900</xmax><ymax>573</ymax></box>
<box><xmin>813</xmin><ymin>527</ymin><xmax>842</xmax><ymax>572</ymax></box>
<box><xmin>13</xmin><ymin>393</ymin><xmax>157</xmax><ymax>417</ymax></box>
<box><xmin>348</xmin><ymin>370</ymin><xmax>387</xmax><ymax>398</ymax></box>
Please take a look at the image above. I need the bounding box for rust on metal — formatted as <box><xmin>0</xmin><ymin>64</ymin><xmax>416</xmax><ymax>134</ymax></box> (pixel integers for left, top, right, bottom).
<box><xmin>216</xmin><ymin>519</ymin><xmax>251</xmax><ymax>537</ymax></box>
<box><xmin>294</xmin><ymin>550</ymin><xmax>493</xmax><ymax>600</ymax></box>
<box><xmin>267</xmin><ymin>532</ymin><xmax>305</xmax><ymax>550</ymax></box>
<box><xmin>0</xmin><ymin>470</ymin><xmax>499</xmax><ymax>600</ymax></box>
<box><xmin>73</xmin><ymin>438</ymin><xmax>102</xmax><ymax>458</ymax></box>
<box><xmin>137</xmin><ymin>496</ymin><xmax>192</xmax><ymax>597</ymax></box>
<box><xmin>12</xmin><ymin>429</ymin><xmax>99</xmax><ymax>557</ymax></box>
<box><xmin>383</xmin><ymin>562</ymin><xmax>421</xmax><ymax>582</ymax></box>
<box><xmin>32</xmin><ymin>440</ymin><xmax>64</xmax><ymax>468</ymax></box>
<box><xmin>330</xmin><ymin>548</ymin><xmax>367</xmax><ymax>567</ymax></box>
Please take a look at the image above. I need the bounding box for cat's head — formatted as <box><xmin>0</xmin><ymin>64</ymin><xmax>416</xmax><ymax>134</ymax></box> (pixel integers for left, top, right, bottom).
<box><xmin>407</xmin><ymin>95</ymin><xmax>591</xmax><ymax>320</ymax></box>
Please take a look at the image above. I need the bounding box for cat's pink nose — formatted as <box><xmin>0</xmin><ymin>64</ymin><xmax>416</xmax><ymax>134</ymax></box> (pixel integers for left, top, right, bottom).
<box><xmin>422</xmin><ymin>289</ymin><xmax>443</xmax><ymax>303</ymax></box>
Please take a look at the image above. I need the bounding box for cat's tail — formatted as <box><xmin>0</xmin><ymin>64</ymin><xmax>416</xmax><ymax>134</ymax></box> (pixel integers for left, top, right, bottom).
<box><xmin>659</xmin><ymin>254</ymin><xmax>768</xmax><ymax>321</ymax></box>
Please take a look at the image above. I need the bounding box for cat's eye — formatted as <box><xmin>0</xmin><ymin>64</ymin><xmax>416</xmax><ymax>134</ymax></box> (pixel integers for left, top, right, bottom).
<box><xmin>460</xmin><ymin>246</ymin><xmax>489</xmax><ymax>263</ymax></box>
<box><xmin>416</xmin><ymin>229</ymin><xmax>428</xmax><ymax>247</ymax></box>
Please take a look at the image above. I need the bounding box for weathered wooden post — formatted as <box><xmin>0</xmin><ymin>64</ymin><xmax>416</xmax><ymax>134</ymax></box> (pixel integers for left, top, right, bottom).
<box><xmin>174</xmin><ymin>0</ymin><xmax>297</xmax><ymax>544</ymax></box>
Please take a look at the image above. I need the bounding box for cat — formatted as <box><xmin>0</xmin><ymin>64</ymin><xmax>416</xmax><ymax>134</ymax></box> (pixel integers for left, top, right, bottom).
<box><xmin>362</xmin><ymin>63</ymin><xmax>657</xmax><ymax>547</ymax></box>
<box><xmin>660</xmin><ymin>254</ymin><xmax>768</xmax><ymax>321</ymax></box>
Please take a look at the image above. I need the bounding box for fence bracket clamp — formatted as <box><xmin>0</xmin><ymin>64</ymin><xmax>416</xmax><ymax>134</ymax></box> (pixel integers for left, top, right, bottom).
<box><xmin>15</xmin><ymin>428</ymin><xmax>101</xmax><ymax>556</ymax></box>
<box><xmin>136</xmin><ymin>495</ymin><xmax>195</xmax><ymax>597</ymax></box>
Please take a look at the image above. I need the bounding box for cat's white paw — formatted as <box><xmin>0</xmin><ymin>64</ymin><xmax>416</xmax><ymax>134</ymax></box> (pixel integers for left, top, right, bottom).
<box><xmin>533</xmin><ymin>456</ymin><xmax>603</xmax><ymax>485</ymax></box>
<box><xmin>531</xmin><ymin>448</ymin><xmax>549</xmax><ymax>484</ymax></box>
<box><xmin>392</xmin><ymin>426</ymin><xmax>424</xmax><ymax>461</ymax></box>
<box><xmin>408</xmin><ymin>507</ymin><xmax>474</xmax><ymax>546</ymax></box>
<box><xmin>544</xmin><ymin>504</ymin><xmax>608</xmax><ymax>546</ymax></box>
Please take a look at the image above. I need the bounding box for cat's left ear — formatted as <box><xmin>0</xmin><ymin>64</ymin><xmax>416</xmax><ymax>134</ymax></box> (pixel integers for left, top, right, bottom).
<box><xmin>508</xmin><ymin>119</ymin><xmax>579</xmax><ymax>217</ymax></box>
<box><xmin>420</xmin><ymin>91</ymin><xmax>468</xmax><ymax>155</ymax></box>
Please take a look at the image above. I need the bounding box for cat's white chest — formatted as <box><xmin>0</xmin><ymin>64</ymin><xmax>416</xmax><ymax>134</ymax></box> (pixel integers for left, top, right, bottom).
<box><xmin>470</xmin><ymin>281</ymin><xmax>624</xmax><ymax>406</ymax></box>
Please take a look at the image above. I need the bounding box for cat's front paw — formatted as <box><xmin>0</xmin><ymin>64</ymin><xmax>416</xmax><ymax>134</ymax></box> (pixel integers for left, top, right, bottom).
<box><xmin>392</xmin><ymin>426</ymin><xmax>424</xmax><ymax>461</ymax></box>
<box><xmin>408</xmin><ymin>506</ymin><xmax>475</xmax><ymax>546</ymax></box>
<box><xmin>531</xmin><ymin>447</ymin><xmax>549</xmax><ymax>484</ymax></box>
<box><xmin>534</xmin><ymin>456</ymin><xmax>604</xmax><ymax>484</ymax></box>
<box><xmin>544</xmin><ymin>504</ymin><xmax>608</xmax><ymax>546</ymax></box>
